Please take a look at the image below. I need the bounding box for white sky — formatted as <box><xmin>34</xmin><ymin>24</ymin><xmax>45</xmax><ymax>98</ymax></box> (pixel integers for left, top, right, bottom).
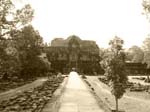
<box><xmin>13</xmin><ymin>0</ymin><xmax>150</xmax><ymax>48</ymax></box>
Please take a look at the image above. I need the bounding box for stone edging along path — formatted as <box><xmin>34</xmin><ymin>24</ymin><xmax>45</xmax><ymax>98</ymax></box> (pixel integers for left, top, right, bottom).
<box><xmin>41</xmin><ymin>76</ymin><xmax>68</xmax><ymax>112</ymax></box>
<box><xmin>82</xmin><ymin>76</ymin><xmax>126</xmax><ymax>112</ymax></box>
<box><xmin>81</xmin><ymin>77</ymin><xmax>112</xmax><ymax>112</ymax></box>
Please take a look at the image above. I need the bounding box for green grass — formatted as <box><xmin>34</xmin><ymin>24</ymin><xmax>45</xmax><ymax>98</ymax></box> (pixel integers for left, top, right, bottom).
<box><xmin>86</xmin><ymin>76</ymin><xmax>150</xmax><ymax>112</ymax></box>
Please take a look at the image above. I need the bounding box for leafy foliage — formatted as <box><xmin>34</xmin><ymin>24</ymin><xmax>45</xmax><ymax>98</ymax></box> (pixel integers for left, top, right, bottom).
<box><xmin>142</xmin><ymin>0</ymin><xmax>150</xmax><ymax>21</ymax></box>
<box><xmin>0</xmin><ymin>0</ymin><xmax>34</xmax><ymax>39</ymax></box>
<box><xmin>142</xmin><ymin>38</ymin><xmax>150</xmax><ymax>66</ymax></box>
<box><xmin>126</xmin><ymin>45</ymin><xmax>144</xmax><ymax>63</ymax></box>
<box><xmin>0</xmin><ymin>0</ymin><xmax>50</xmax><ymax>81</ymax></box>
<box><xmin>142</xmin><ymin>0</ymin><xmax>150</xmax><ymax>68</ymax></box>
<box><xmin>14</xmin><ymin>25</ymin><xmax>49</xmax><ymax>79</ymax></box>
<box><xmin>101</xmin><ymin>36</ymin><xmax>128</xmax><ymax>111</ymax></box>
<box><xmin>0</xmin><ymin>0</ymin><xmax>35</xmax><ymax>80</ymax></box>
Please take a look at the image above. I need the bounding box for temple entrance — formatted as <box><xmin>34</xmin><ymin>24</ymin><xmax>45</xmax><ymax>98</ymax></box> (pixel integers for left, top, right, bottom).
<box><xmin>69</xmin><ymin>51</ymin><xmax>78</xmax><ymax>72</ymax></box>
<box><xmin>70</xmin><ymin>61</ymin><xmax>78</xmax><ymax>71</ymax></box>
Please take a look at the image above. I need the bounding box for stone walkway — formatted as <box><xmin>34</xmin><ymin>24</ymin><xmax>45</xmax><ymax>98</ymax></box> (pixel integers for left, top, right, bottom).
<box><xmin>58</xmin><ymin>72</ymin><xmax>104</xmax><ymax>112</ymax></box>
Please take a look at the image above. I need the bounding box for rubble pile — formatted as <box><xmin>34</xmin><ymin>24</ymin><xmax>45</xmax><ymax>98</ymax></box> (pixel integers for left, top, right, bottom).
<box><xmin>0</xmin><ymin>76</ymin><xmax>64</xmax><ymax>112</ymax></box>
<box><xmin>98</xmin><ymin>77</ymin><xmax>150</xmax><ymax>92</ymax></box>
<box><xmin>98</xmin><ymin>77</ymin><xmax>109</xmax><ymax>85</ymax></box>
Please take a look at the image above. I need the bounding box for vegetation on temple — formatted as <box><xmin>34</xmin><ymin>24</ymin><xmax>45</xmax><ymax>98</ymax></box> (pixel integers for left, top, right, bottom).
<box><xmin>45</xmin><ymin>35</ymin><xmax>101</xmax><ymax>74</ymax></box>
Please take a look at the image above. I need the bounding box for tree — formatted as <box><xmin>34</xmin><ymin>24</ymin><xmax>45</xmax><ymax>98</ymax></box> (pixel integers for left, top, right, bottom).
<box><xmin>13</xmin><ymin>25</ymin><xmax>51</xmax><ymax>79</ymax></box>
<box><xmin>99</xmin><ymin>48</ymin><xmax>107</xmax><ymax>60</ymax></box>
<box><xmin>0</xmin><ymin>0</ymin><xmax>34</xmax><ymax>79</ymax></box>
<box><xmin>142</xmin><ymin>0</ymin><xmax>150</xmax><ymax>68</ymax></box>
<box><xmin>142</xmin><ymin>0</ymin><xmax>150</xmax><ymax>22</ymax></box>
<box><xmin>126</xmin><ymin>45</ymin><xmax>144</xmax><ymax>63</ymax></box>
<box><xmin>142</xmin><ymin>37</ymin><xmax>150</xmax><ymax>81</ymax></box>
<box><xmin>143</xmin><ymin>38</ymin><xmax>150</xmax><ymax>67</ymax></box>
<box><xmin>0</xmin><ymin>0</ymin><xmax>34</xmax><ymax>39</ymax></box>
<box><xmin>0</xmin><ymin>40</ymin><xmax>21</xmax><ymax>80</ymax></box>
<box><xmin>14</xmin><ymin>25</ymin><xmax>44</xmax><ymax>79</ymax></box>
<box><xmin>101</xmin><ymin>36</ymin><xmax>128</xmax><ymax>112</ymax></box>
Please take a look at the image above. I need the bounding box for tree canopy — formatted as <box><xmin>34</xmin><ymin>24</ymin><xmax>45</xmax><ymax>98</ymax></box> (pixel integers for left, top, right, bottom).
<box><xmin>142</xmin><ymin>37</ymin><xmax>150</xmax><ymax>68</ymax></box>
<box><xmin>0</xmin><ymin>0</ymin><xmax>34</xmax><ymax>39</ymax></box>
<box><xmin>0</xmin><ymin>0</ymin><xmax>50</xmax><ymax>80</ymax></box>
<box><xmin>126</xmin><ymin>45</ymin><xmax>144</xmax><ymax>63</ymax></box>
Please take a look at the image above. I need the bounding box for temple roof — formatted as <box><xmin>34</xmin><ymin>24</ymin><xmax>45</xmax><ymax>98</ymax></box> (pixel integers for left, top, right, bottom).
<box><xmin>51</xmin><ymin>35</ymin><xmax>99</xmax><ymax>49</ymax></box>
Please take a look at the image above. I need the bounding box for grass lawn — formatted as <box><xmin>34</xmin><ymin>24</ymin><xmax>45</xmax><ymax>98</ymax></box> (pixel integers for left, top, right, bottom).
<box><xmin>86</xmin><ymin>76</ymin><xmax>150</xmax><ymax>112</ymax></box>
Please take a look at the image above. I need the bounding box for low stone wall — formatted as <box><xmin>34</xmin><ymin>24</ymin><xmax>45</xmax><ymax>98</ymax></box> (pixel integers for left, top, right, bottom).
<box><xmin>42</xmin><ymin>77</ymin><xmax>68</xmax><ymax>112</ymax></box>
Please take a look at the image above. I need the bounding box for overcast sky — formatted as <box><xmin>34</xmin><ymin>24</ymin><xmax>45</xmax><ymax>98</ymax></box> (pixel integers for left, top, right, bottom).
<box><xmin>14</xmin><ymin>0</ymin><xmax>150</xmax><ymax>48</ymax></box>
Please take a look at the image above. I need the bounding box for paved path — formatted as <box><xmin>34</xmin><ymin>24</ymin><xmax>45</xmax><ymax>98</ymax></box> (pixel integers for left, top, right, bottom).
<box><xmin>58</xmin><ymin>72</ymin><xmax>104</xmax><ymax>112</ymax></box>
<box><xmin>0</xmin><ymin>78</ymin><xmax>47</xmax><ymax>102</ymax></box>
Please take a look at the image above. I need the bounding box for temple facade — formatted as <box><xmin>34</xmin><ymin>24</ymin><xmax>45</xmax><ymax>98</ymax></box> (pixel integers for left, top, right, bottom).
<box><xmin>45</xmin><ymin>35</ymin><xmax>103</xmax><ymax>74</ymax></box>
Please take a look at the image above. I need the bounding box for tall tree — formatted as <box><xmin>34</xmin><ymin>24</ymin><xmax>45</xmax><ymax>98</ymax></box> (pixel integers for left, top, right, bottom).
<box><xmin>142</xmin><ymin>0</ymin><xmax>150</xmax><ymax>67</ymax></box>
<box><xmin>14</xmin><ymin>25</ymin><xmax>44</xmax><ymax>79</ymax></box>
<box><xmin>0</xmin><ymin>0</ymin><xmax>34</xmax><ymax>39</ymax></box>
<box><xmin>142</xmin><ymin>0</ymin><xmax>150</xmax><ymax>81</ymax></box>
<box><xmin>142</xmin><ymin>37</ymin><xmax>150</xmax><ymax>81</ymax></box>
<box><xmin>0</xmin><ymin>0</ymin><xmax>34</xmax><ymax>79</ymax></box>
<box><xmin>101</xmin><ymin>36</ymin><xmax>128</xmax><ymax>112</ymax></box>
<box><xmin>143</xmin><ymin>38</ymin><xmax>150</xmax><ymax>67</ymax></box>
<box><xmin>142</xmin><ymin>0</ymin><xmax>150</xmax><ymax>22</ymax></box>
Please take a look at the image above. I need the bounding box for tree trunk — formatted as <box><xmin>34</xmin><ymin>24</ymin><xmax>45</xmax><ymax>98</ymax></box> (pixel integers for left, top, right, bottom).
<box><xmin>147</xmin><ymin>74</ymin><xmax>149</xmax><ymax>81</ymax></box>
<box><xmin>147</xmin><ymin>75</ymin><xmax>150</xmax><ymax>82</ymax></box>
<box><xmin>115</xmin><ymin>96</ymin><xmax>118</xmax><ymax>112</ymax></box>
<box><xmin>146</xmin><ymin>69</ymin><xmax>150</xmax><ymax>83</ymax></box>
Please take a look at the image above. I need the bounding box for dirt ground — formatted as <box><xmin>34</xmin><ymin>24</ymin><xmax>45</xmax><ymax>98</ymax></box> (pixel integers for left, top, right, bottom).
<box><xmin>86</xmin><ymin>76</ymin><xmax>150</xmax><ymax>112</ymax></box>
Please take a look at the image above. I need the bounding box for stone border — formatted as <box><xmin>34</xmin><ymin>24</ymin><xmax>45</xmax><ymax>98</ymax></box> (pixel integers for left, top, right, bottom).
<box><xmin>42</xmin><ymin>77</ymin><xmax>68</xmax><ymax>112</ymax></box>
<box><xmin>81</xmin><ymin>77</ymin><xmax>112</xmax><ymax>112</ymax></box>
<box><xmin>82</xmin><ymin>77</ymin><xmax>126</xmax><ymax>112</ymax></box>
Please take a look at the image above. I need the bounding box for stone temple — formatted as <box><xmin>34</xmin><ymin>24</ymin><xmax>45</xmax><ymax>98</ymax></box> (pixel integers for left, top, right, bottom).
<box><xmin>45</xmin><ymin>35</ymin><xmax>103</xmax><ymax>74</ymax></box>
